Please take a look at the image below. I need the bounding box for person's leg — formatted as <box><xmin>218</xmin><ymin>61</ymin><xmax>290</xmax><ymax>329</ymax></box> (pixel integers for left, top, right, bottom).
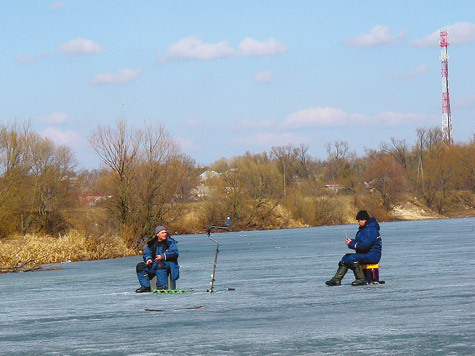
<box><xmin>349</xmin><ymin>261</ymin><xmax>366</xmax><ymax>286</ymax></box>
<box><xmin>343</xmin><ymin>254</ymin><xmax>367</xmax><ymax>286</ymax></box>
<box><xmin>135</xmin><ymin>262</ymin><xmax>153</xmax><ymax>293</ymax></box>
<box><xmin>325</xmin><ymin>255</ymin><xmax>350</xmax><ymax>286</ymax></box>
<box><xmin>155</xmin><ymin>261</ymin><xmax>170</xmax><ymax>289</ymax></box>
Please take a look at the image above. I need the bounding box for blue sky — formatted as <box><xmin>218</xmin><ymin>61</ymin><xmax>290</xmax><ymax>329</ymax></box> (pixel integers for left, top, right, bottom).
<box><xmin>1</xmin><ymin>1</ymin><xmax>474</xmax><ymax>169</ymax></box>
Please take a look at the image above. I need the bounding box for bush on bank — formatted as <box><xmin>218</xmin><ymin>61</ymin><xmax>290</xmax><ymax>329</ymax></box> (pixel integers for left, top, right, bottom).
<box><xmin>0</xmin><ymin>231</ymin><xmax>136</xmax><ymax>272</ymax></box>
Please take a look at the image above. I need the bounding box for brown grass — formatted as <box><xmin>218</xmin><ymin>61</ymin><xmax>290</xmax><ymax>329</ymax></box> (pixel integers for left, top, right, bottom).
<box><xmin>0</xmin><ymin>230</ymin><xmax>136</xmax><ymax>272</ymax></box>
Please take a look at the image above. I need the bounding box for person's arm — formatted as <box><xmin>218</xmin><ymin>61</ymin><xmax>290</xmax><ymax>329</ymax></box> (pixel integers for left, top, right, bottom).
<box><xmin>162</xmin><ymin>240</ymin><xmax>179</xmax><ymax>262</ymax></box>
<box><xmin>143</xmin><ymin>245</ymin><xmax>153</xmax><ymax>265</ymax></box>
<box><xmin>350</xmin><ymin>228</ymin><xmax>378</xmax><ymax>253</ymax></box>
<box><xmin>346</xmin><ymin>230</ymin><xmax>359</xmax><ymax>249</ymax></box>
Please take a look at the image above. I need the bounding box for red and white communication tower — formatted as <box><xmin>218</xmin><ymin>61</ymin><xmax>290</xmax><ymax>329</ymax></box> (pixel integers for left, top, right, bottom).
<box><xmin>439</xmin><ymin>30</ymin><xmax>453</xmax><ymax>145</ymax></box>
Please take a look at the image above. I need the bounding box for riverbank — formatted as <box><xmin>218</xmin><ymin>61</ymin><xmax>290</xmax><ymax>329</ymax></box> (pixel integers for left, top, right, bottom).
<box><xmin>1</xmin><ymin>202</ymin><xmax>473</xmax><ymax>272</ymax></box>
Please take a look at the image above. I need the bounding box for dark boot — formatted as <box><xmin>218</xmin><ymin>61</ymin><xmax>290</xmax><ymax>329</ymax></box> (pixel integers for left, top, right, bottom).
<box><xmin>325</xmin><ymin>261</ymin><xmax>348</xmax><ymax>286</ymax></box>
<box><xmin>155</xmin><ymin>285</ymin><xmax>167</xmax><ymax>291</ymax></box>
<box><xmin>350</xmin><ymin>262</ymin><xmax>366</xmax><ymax>286</ymax></box>
<box><xmin>135</xmin><ymin>286</ymin><xmax>151</xmax><ymax>293</ymax></box>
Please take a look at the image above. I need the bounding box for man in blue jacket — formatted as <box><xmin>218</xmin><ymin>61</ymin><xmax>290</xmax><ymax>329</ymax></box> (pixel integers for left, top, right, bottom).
<box><xmin>135</xmin><ymin>225</ymin><xmax>179</xmax><ymax>293</ymax></box>
<box><xmin>325</xmin><ymin>210</ymin><xmax>382</xmax><ymax>286</ymax></box>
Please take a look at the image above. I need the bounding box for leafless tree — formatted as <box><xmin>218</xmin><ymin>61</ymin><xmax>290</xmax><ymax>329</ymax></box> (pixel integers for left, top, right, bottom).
<box><xmin>89</xmin><ymin>120</ymin><xmax>198</xmax><ymax>244</ymax></box>
<box><xmin>364</xmin><ymin>154</ymin><xmax>409</xmax><ymax>210</ymax></box>
<box><xmin>89</xmin><ymin>120</ymin><xmax>141</xmax><ymax>229</ymax></box>
<box><xmin>0</xmin><ymin>122</ymin><xmax>77</xmax><ymax>236</ymax></box>
<box><xmin>380</xmin><ymin>137</ymin><xmax>408</xmax><ymax>169</ymax></box>
<box><xmin>325</xmin><ymin>140</ymin><xmax>350</xmax><ymax>182</ymax></box>
<box><xmin>271</xmin><ymin>144</ymin><xmax>294</xmax><ymax>197</ymax></box>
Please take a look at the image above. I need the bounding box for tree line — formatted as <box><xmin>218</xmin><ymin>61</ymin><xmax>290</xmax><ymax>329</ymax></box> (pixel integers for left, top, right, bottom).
<box><xmin>1</xmin><ymin>120</ymin><xmax>474</xmax><ymax>247</ymax></box>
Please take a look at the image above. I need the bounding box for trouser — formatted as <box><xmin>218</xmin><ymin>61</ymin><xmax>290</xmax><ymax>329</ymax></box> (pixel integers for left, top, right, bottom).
<box><xmin>341</xmin><ymin>253</ymin><xmax>378</xmax><ymax>266</ymax></box>
<box><xmin>136</xmin><ymin>261</ymin><xmax>172</xmax><ymax>288</ymax></box>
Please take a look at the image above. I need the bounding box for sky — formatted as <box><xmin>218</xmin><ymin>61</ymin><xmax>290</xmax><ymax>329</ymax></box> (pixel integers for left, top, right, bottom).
<box><xmin>1</xmin><ymin>1</ymin><xmax>475</xmax><ymax>170</ymax></box>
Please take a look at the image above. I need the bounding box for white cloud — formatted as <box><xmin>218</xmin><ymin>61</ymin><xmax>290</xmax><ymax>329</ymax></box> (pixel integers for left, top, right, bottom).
<box><xmin>161</xmin><ymin>36</ymin><xmax>287</xmax><ymax>61</ymax></box>
<box><xmin>253</xmin><ymin>70</ymin><xmax>274</xmax><ymax>84</ymax></box>
<box><xmin>374</xmin><ymin>112</ymin><xmax>429</xmax><ymax>127</ymax></box>
<box><xmin>36</xmin><ymin>112</ymin><xmax>71</xmax><ymax>125</ymax></box>
<box><xmin>411</xmin><ymin>22</ymin><xmax>475</xmax><ymax>47</ymax></box>
<box><xmin>175</xmin><ymin>136</ymin><xmax>199</xmax><ymax>152</ymax></box>
<box><xmin>456</xmin><ymin>94</ymin><xmax>475</xmax><ymax>108</ymax></box>
<box><xmin>234</xmin><ymin>132</ymin><xmax>307</xmax><ymax>147</ymax></box>
<box><xmin>187</xmin><ymin>118</ymin><xmax>204</xmax><ymax>127</ymax></box>
<box><xmin>281</xmin><ymin>106</ymin><xmax>429</xmax><ymax>129</ymax></box>
<box><xmin>408</xmin><ymin>65</ymin><xmax>428</xmax><ymax>76</ymax></box>
<box><xmin>60</xmin><ymin>38</ymin><xmax>104</xmax><ymax>55</ymax></box>
<box><xmin>16</xmin><ymin>55</ymin><xmax>36</xmax><ymax>65</ymax></box>
<box><xmin>383</xmin><ymin>65</ymin><xmax>429</xmax><ymax>81</ymax></box>
<box><xmin>238</xmin><ymin>38</ymin><xmax>288</xmax><ymax>57</ymax></box>
<box><xmin>410</xmin><ymin>32</ymin><xmax>441</xmax><ymax>48</ymax></box>
<box><xmin>282</xmin><ymin>107</ymin><xmax>352</xmax><ymax>128</ymax></box>
<box><xmin>232</xmin><ymin>119</ymin><xmax>275</xmax><ymax>130</ymax></box>
<box><xmin>91</xmin><ymin>68</ymin><xmax>141</xmax><ymax>85</ymax></box>
<box><xmin>40</xmin><ymin>128</ymin><xmax>82</xmax><ymax>147</ymax></box>
<box><xmin>51</xmin><ymin>1</ymin><xmax>65</xmax><ymax>9</ymax></box>
<box><xmin>162</xmin><ymin>36</ymin><xmax>235</xmax><ymax>61</ymax></box>
<box><xmin>346</xmin><ymin>25</ymin><xmax>407</xmax><ymax>48</ymax></box>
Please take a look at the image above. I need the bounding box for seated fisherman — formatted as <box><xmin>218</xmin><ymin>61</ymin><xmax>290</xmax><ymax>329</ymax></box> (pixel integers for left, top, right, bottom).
<box><xmin>135</xmin><ymin>225</ymin><xmax>179</xmax><ymax>293</ymax></box>
<box><xmin>325</xmin><ymin>210</ymin><xmax>382</xmax><ymax>286</ymax></box>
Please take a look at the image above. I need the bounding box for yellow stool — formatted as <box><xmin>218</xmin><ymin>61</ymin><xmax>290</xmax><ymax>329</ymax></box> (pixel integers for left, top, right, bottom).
<box><xmin>361</xmin><ymin>264</ymin><xmax>380</xmax><ymax>284</ymax></box>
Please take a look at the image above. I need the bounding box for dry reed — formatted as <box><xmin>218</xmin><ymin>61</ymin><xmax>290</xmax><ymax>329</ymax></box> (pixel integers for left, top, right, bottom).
<box><xmin>0</xmin><ymin>231</ymin><xmax>137</xmax><ymax>272</ymax></box>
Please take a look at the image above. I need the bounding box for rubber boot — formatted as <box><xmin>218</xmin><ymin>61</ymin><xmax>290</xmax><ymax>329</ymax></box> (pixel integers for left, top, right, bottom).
<box><xmin>325</xmin><ymin>261</ymin><xmax>348</xmax><ymax>286</ymax></box>
<box><xmin>136</xmin><ymin>270</ymin><xmax>152</xmax><ymax>293</ymax></box>
<box><xmin>351</xmin><ymin>262</ymin><xmax>366</xmax><ymax>286</ymax></box>
<box><xmin>135</xmin><ymin>286</ymin><xmax>151</xmax><ymax>293</ymax></box>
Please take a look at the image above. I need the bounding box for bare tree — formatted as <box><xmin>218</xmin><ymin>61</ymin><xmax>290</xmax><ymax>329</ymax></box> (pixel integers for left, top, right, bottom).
<box><xmin>271</xmin><ymin>144</ymin><xmax>296</xmax><ymax>197</ymax></box>
<box><xmin>293</xmin><ymin>144</ymin><xmax>311</xmax><ymax>179</ymax></box>
<box><xmin>0</xmin><ymin>121</ymin><xmax>31</xmax><ymax>176</ymax></box>
<box><xmin>28</xmin><ymin>136</ymin><xmax>77</xmax><ymax>233</ymax></box>
<box><xmin>132</xmin><ymin>122</ymin><xmax>190</xmax><ymax>236</ymax></box>
<box><xmin>380</xmin><ymin>137</ymin><xmax>408</xmax><ymax>169</ymax></box>
<box><xmin>325</xmin><ymin>140</ymin><xmax>350</xmax><ymax>182</ymax></box>
<box><xmin>89</xmin><ymin>120</ymin><xmax>141</xmax><ymax>229</ymax></box>
<box><xmin>89</xmin><ymin>120</ymin><xmax>198</xmax><ymax>244</ymax></box>
<box><xmin>236</xmin><ymin>156</ymin><xmax>281</xmax><ymax>227</ymax></box>
<box><xmin>364</xmin><ymin>154</ymin><xmax>409</xmax><ymax>210</ymax></box>
<box><xmin>0</xmin><ymin>122</ymin><xmax>77</xmax><ymax>236</ymax></box>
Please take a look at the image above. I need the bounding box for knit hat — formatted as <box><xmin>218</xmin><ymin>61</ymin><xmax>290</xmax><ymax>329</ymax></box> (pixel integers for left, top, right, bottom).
<box><xmin>355</xmin><ymin>210</ymin><xmax>370</xmax><ymax>221</ymax></box>
<box><xmin>154</xmin><ymin>225</ymin><xmax>166</xmax><ymax>235</ymax></box>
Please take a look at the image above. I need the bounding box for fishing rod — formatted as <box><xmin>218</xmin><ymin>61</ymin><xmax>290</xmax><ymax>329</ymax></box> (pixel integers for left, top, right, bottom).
<box><xmin>207</xmin><ymin>217</ymin><xmax>230</xmax><ymax>294</ymax></box>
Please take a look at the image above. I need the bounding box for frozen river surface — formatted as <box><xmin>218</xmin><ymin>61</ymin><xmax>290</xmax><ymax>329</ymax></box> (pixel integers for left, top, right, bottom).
<box><xmin>1</xmin><ymin>218</ymin><xmax>474</xmax><ymax>355</ymax></box>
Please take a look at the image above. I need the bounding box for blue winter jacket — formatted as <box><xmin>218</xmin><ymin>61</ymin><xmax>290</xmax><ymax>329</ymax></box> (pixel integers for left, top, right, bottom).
<box><xmin>347</xmin><ymin>217</ymin><xmax>382</xmax><ymax>263</ymax></box>
<box><xmin>143</xmin><ymin>235</ymin><xmax>180</xmax><ymax>280</ymax></box>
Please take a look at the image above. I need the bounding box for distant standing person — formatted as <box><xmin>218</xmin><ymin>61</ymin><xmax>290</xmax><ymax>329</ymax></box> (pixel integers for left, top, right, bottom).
<box><xmin>135</xmin><ymin>226</ymin><xmax>179</xmax><ymax>293</ymax></box>
<box><xmin>325</xmin><ymin>210</ymin><xmax>382</xmax><ymax>286</ymax></box>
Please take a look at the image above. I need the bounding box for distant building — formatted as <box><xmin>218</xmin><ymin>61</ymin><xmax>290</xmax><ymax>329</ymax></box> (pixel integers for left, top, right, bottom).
<box><xmin>79</xmin><ymin>195</ymin><xmax>111</xmax><ymax>206</ymax></box>
<box><xmin>192</xmin><ymin>170</ymin><xmax>220</xmax><ymax>198</ymax></box>
<box><xmin>324</xmin><ymin>182</ymin><xmax>343</xmax><ymax>193</ymax></box>
<box><xmin>199</xmin><ymin>170</ymin><xmax>220</xmax><ymax>180</ymax></box>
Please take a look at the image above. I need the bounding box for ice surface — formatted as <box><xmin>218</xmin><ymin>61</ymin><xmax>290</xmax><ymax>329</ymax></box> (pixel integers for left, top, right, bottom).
<box><xmin>1</xmin><ymin>218</ymin><xmax>474</xmax><ymax>355</ymax></box>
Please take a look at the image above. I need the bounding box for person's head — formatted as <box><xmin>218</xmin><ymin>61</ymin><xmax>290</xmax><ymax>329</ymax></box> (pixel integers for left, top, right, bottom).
<box><xmin>355</xmin><ymin>210</ymin><xmax>370</xmax><ymax>227</ymax></box>
<box><xmin>154</xmin><ymin>225</ymin><xmax>168</xmax><ymax>242</ymax></box>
